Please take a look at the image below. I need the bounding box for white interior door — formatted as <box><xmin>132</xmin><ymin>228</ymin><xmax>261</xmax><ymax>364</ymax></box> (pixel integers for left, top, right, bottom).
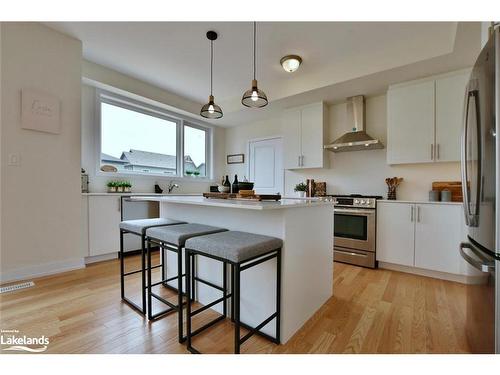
<box><xmin>248</xmin><ymin>137</ymin><xmax>284</xmax><ymax>195</ymax></box>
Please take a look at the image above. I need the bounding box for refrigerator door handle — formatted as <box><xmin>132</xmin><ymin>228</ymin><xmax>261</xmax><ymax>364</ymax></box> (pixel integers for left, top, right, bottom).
<box><xmin>459</xmin><ymin>242</ymin><xmax>494</xmax><ymax>273</ymax></box>
<box><xmin>460</xmin><ymin>88</ymin><xmax>481</xmax><ymax>227</ymax></box>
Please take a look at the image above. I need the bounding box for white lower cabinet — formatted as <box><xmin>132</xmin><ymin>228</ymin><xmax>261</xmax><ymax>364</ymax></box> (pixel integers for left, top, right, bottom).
<box><xmin>414</xmin><ymin>204</ymin><xmax>462</xmax><ymax>274</ymax></box>
<box><xmin>377</xmin><ymin>201</ymin><xmax>466</xmax><ymax>277</ymax></box>
<box><xmin>88</xmin><ymin>196</ymin><xmax>121</xmax><ymax>256</ymax></box>
<box><xmin>376</xmin><ymin>202</ymin><xmax>415</xmax><ymax>266</ymax></box>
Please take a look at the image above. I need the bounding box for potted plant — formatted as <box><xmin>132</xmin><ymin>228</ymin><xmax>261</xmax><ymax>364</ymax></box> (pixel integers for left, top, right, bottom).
<box><xmin>192</xmin><ymin>171</ymin><xmax>200</xmax><ymax>177</ymax></box>
<box><xmin>185</xmin><ymin>170</ymin><xmax>194</xmax><ymax>177</ymax></box>
<box><xmin>116</xmin><ymin>181</ymin><xmax>124</xmax><ymax>193</ymax></box>
<box><xmin>123</xmin><ymin>181</ymin><xmax>132</xmax><ymax>193</ymax></box>
<box><xmin>107</xmin><ymin>181</ymin><xmax>117</xmax><ymax>193</ymax></box>
<box><xmin>294</xmin><ymin>182</ymin><xmax>307</xmax><ymax>198</ymax></box>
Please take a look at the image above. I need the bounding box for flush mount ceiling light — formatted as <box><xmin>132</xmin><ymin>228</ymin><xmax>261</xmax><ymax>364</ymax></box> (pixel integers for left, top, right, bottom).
<box><xmin>241</xmin><ymin>22</ymin><xmax>268</xmax><ymax>108</ymax></box>
<box><xmin>200</xmin><ymin>31</ymin><xmax>223</xmax><ymax>119</ymax></box>
<box><xmin>280</xmin><ymin>55</ymin><xmax>302</xmax><ymax>72</ymax></box>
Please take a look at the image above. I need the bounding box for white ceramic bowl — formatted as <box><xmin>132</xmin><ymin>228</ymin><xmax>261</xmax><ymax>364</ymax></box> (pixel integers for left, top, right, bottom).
<box><xmin>218</xmin><ymin>185</ymin><xmax>230</xmax><ymax>193</ymax></box>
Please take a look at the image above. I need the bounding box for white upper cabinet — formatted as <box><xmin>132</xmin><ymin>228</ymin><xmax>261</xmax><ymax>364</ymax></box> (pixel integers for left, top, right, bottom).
<box><xmin>282</xmin><ymin>102</ymin><xmax>328</xmax><ymax>169</ymax></box>
<box><xmin>387</xmin><ymin>81</ymin><xmax>435</xmax><ymax>164</ymax></box>
<box><xmin>435</xmin><ymin>72</ymin><xmax>470</xmax><ymax>162</ymax></box>
<box><xmin>387</xmin><ymin>70</ymin><xmax>470</xmax><ymax>165</ymax></box>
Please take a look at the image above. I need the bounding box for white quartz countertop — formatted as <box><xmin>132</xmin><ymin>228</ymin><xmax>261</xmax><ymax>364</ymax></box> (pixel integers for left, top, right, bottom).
<box><xmin>82</xmin><ymin>193</ymin><xmax>202</xmax><ymax>196</ymax></box>
<box><xmin>129</xmin><ymin>195</ymin><xmax>334</xmax><ymax>210</ymax></box>
<box><xmin>378</xmin><ymin>199</ymin><xmax>462</xmax><ymax>205</ymax></box>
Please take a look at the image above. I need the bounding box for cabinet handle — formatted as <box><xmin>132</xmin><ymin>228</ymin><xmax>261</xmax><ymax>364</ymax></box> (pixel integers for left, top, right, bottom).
<box><xmin>301</xmin><ymin>155</ymin><xmax>304</xmax><ymax>166</ymax></box>
<box><xmin>298</xmin><ymin>155</ymin><xmax>301</xmax><ymax>167</ymax></box>
<box><xmin>410</xmin><ymin>206</ymin><xmax>414</xmax><ymax>222</ymax></box>
<box><xmin>430</xmin><ymin>144</ymin><xmax>434</xmax><ymax>160</ymax></box>
<box><xmin>437</xmin><ymin>144</ymin><xmax>440</xmax><ymax>160</ymax></box>
<box><xmin>118</xmin><ymin>198</ymin><xmax>121</xmax><ymax>212</ymax></box>
<box><xmin>417</xmin><ymin>206</ymin><xmax>421</xmax><ymax>222</ymax></box>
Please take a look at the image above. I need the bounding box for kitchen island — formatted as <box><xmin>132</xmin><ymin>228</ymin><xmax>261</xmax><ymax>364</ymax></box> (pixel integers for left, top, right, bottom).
<box><xmin>131</xmin><ymin>195</ymin><xmax>334</xmax><ymax>343</ymax></box>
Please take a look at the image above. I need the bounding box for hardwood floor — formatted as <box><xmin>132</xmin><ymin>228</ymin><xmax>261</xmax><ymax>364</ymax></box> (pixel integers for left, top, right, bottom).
<box><xmin>0</xmin><ymin>255</ymin><xmax>470</xmax><ymax>354</ymax></box>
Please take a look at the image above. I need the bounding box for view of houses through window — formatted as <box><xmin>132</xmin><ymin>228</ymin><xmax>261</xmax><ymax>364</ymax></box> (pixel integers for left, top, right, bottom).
<box><xmin>99</xmin><ymin>98</ymin><xmax>208</xmax><ymax>177</ymax></box>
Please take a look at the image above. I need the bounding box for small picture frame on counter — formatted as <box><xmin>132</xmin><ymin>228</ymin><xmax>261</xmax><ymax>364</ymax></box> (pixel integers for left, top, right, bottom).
<box><xmin>227</xmin><ymin>153</ymin><xmax>244</xmax><ymax>164</ymax></box>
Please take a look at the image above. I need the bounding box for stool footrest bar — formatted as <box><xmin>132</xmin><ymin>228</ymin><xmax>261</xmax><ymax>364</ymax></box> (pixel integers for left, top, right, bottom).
<box><xmin>190</xmin><ymin>295</ymin><xmax>229</xmax><ymax>317</ymax></box>
<box><xmin>193</xmin><ymin>276</ymin><xmax>224</xmax><ymax>291</ymax></box>
<box><xmin>239</xmin><ymin>313</ymin><xmax>278</xmax><ymax>345</ymax></box>
<box><xmin>190</xmin><ymin>315</ymin><xmax>226</xmax><ymax>338</ymax></box>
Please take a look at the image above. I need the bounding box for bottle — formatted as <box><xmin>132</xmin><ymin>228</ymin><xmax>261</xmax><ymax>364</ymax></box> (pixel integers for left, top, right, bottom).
<box><xmin>224</xmin><ymin>175</ymin><xmax>231</xmax><ymax>191</ymax></box>
<box><xmin>232</xmin><ymin>174</ymin><xmax>239</xmax><ymax>194</ymax></box>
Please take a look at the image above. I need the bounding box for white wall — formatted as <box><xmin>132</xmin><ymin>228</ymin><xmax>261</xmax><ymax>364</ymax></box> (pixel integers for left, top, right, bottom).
<box><xmin>225</xmin><ymin>94</ymin><xmax>460</xmax><ymax>201</ymax></box>
<box><xmin>81</xmin><ymin>64</ymin><xmax>226</xmax><ymax>194</ymax></box>
<box><xmin>0</xmin><ymin>23</ymin><xmax>83</xmax><ymax>282</ymax></box>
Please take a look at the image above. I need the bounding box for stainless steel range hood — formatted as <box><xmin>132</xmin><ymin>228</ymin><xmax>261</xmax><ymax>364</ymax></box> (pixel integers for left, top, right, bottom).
<box><xmin>324</xmin><ymin>95</ymin><xmax>383</xmax><ymax>152</ymax></box>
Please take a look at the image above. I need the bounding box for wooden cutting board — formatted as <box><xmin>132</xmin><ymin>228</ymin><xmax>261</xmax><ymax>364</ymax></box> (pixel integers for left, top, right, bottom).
<box><xmin>203</xmin><ymin>192</ymin><xmax>281</xmax><ymax>201</ymax></box>
<box><xmin>431</xmin><ymin>181</ymin><xmax>463</xmax><ymax>202</ymax></box>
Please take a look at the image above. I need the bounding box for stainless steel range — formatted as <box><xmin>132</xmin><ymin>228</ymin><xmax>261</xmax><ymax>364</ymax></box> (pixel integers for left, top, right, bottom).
<box><xmin>325</xmin><ymin>194</ymin><xmax>381</xmax><ymax>268</ymax></box>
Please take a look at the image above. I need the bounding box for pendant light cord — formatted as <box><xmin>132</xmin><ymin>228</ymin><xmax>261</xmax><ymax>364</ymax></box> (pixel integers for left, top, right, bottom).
<box><xmin>210</xmin><ymin>40</ymin><xmax>213</xmax><ymax>96</ymax></box>
<box><xmin>253</xmin><ymin>21</ymin><xmax>256</xmax><ymax>81</ymax></box>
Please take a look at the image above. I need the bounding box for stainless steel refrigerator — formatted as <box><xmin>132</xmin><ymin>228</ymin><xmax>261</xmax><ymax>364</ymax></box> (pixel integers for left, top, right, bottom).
<box><xmin>460</xmin><ymin>25</ymin><xmax>499</xmax><ymax>354</ymax></box>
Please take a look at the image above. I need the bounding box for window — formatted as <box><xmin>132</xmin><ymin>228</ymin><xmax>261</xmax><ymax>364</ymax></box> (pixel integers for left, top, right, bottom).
<box><xmin>98</xmin><ymin>91</ymin><xmax>211</xmax><ymax>179</ymax></box>
<box><xmin>184</xmin><ymin>124</ymin><xmax>207</xmax><ymax>177</ymax></box>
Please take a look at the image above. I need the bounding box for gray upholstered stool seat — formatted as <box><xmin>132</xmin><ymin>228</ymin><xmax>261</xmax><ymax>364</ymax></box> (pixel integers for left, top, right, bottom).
<box><xmin>185</xmin><ymin>231</ymin><xmax>283</xmax><ymax>263</ymax></box>
<box><xmin>120</xmin><ymin>218</ymin><xmax>186</xmax><ymax>235</ymax></box>
<box><xmin>146</xmin><ymin>223</ymin><xmax>227</xmax><ymax>247</ymax></box>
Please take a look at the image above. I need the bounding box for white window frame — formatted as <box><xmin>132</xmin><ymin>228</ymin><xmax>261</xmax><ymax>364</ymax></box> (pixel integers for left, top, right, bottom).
<box><xmin>95</xmin><ymin>89</ymin><xmax>213</xmax><ymax>182</ymax></box>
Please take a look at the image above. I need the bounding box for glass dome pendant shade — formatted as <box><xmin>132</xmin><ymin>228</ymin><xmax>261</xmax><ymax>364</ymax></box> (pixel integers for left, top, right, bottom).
<box><xmin>200</xmin><ymin>31</ymin><xmax>223</xmax><ymax>119</ymax></box>
<box><xmin>241</xmin><ymin>22</ymin><xmax>268</xmax><ymax>108</ymax></box>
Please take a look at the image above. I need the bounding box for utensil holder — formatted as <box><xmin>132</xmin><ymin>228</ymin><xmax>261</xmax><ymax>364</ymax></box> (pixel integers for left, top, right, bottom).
<box><xmin>387</xmin><ymin>186</ymin><xmax>397</xmax><ymax>200</ymax></box>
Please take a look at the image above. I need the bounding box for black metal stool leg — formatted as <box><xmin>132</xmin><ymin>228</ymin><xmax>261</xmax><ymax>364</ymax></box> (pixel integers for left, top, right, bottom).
<box><xmin>120</xmin><ymin>230</ymin><xmax>125</xmax><ymax>300</ymax></box>
<box><xmin>185</xmin><ymin>249</ymin><xmax>193</xmax><ymax>351</ymax></box>
<box><xmin>147</xmin><ymin>239</ymin><xmax>153</xmax><ymax>320</ymax></box>
<box><xmin>177</xmin><ymin>245</ymin><xmax>184</xmax><ymax>342</ymax></box>
<box><xmin>191</xmin><ymin>252</ymin><xmax>196</xmax><ymax>302</ymax></box>
<box><xmin>141</xmin><ymin>234</ymin><xmax>147</xmax><ymax>315</ymax></box>
<box><xmin>234</xmin><ymin>263</ymin><xmax>241</xmax><ymax>354</ymax></box>
<box><xmin>223</xmin><ymin>262</ymin><xmax>227</xmax><ymax>318</ymax></box>
<box><xmin>231</xmin><ymin>264</ymin><xmax>235</xmax><ymax>322</ymax></box>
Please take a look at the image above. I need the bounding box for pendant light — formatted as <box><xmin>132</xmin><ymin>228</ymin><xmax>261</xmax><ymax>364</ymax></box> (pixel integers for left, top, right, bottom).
<box><xmin>241</xmin><ymin>22</ymin><xmax>268</xmax><ymax>108</ymax></box>
<box><xmin>200</xmin><ymin>31</ymin><xmax>223</xmax><ymax>119</ymax></box>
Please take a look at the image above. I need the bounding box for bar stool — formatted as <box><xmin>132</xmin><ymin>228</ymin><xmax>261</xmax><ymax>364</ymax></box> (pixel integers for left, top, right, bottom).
<box><xmin>145</xmin><ymin>223</ymin><xmax>227</xmax><ymax>341</ymax></box>
<box><xmin>119</xmin><ymin>218</ymin><xmax>186</xmax><ymax>315</ymax></box>
<box><xmin>184</xmin><ymin>231</ymin><xmax>282</xmax><ymax>354</ymax></box>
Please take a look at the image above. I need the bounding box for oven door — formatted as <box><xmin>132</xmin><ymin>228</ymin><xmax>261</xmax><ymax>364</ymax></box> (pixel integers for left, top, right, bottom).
<box><xmin>334</xmin><ymin>208</ymin><xmax>375</xmax><ymax>252</ymax></box>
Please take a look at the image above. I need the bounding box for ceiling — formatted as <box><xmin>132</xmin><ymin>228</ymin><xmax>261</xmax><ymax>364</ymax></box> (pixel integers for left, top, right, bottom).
<box><xmin>46</xmin><ymin>22</ymin><xmax>481</xmax><ymax>126</ymax></box>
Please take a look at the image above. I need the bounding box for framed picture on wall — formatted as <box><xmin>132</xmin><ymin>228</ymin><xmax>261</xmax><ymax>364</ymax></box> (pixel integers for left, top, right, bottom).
<box><xmin>227</xmin><ymin>154</ymin><xmax>244</xmax><ymax>164</ymax></box>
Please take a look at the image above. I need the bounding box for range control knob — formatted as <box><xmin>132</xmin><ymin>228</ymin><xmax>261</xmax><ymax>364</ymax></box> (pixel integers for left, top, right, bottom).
<box><xmin>360</xmin><ymin>200</ymin><xmax>366</xmax><ymax>205</ymax></box>
<box><xmin>354</xmin><ymin>199</ymin><xmax>359</xmax><ymax>204</ymax></box>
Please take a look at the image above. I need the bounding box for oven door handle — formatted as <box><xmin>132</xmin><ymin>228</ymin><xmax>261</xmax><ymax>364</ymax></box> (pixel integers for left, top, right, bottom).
<box><xmin>459</xmin><ymin>242</ymin><xmax>494</xmax><ymax>273</ymax></box>
<box><xmin>334</xmin><ymin>208</ymin><xmax>375</xmax><ymax>215</ymax></box>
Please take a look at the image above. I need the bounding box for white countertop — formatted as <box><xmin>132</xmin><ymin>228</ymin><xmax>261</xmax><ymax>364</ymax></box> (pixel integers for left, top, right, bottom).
<box><xmin>82</xmin><ymin>193</ymin><xmax>202</xmax><ymax>196</ymax></box>
<box><xmin>378</xmin><ymin>199</ymin><xmax>462</xmax><ymax>205</ymax></box>
<box><xmin>129</xmin><ymin>195</ymin><xmax>334</xmax><ymax>210</ymax></box>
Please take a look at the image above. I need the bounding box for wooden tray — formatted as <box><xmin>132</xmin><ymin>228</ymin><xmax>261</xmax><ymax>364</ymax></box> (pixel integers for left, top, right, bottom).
<box><xmin>203</xmin><ymin>192</ymin><xmax>281</xmax><ymax>201</ymax></box>
<box><xmin>431</xmin><ymin>181</ymin><xmax>463</xmax><ymax>202</ymax></box>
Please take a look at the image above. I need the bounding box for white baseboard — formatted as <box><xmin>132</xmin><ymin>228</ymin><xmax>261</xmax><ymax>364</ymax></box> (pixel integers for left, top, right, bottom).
<box><xmin>0</xmin><ymin>258</ymin><xmax>85</xmax><ymax>284</ymax></box>
<box><xmin>84</xmin><ymin>252</ymin><xmax>118</xmax><ymax>264</ymax></box>
<box><xmin>378</xmin><ymin>262</ymin><xmax>487</xmax><ymax>285</ymax></box>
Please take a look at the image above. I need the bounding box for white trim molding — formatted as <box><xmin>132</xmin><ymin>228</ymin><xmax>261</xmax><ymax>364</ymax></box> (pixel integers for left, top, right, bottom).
<box><xmin>0</xmin><ymin>258</ymin><xmax>85</xmax><ymax>284</ymax></box>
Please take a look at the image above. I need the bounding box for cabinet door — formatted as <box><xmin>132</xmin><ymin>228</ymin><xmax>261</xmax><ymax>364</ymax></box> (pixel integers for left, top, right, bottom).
<box><xmin>376</xmin><ymin>203</ymin><xmax>415</xmax><ymax>266</ymax></box>
<box><xmin>88</xmin><ymin>196</ymin><xmax>121</xmax><ymax>256</ymax></box>
<box><xmin>435</xmin><ymin>72</ymin><xmax>469</xmax><ymax>162</ymax></box>
<box><xmin>282</xmin><ymin>109</ymin><xmax>301</xmax><ymax>169</ymax></box>
<box><xmin>387</xmin><ymin>81</ymin><xmax>435</xmax><ymax>164</ymax></box>
<box><xmin>300</xmin><ymin>103</ymin><xmax>325</xmax><ymax>168</ymax></box>
<box><xmin>414</xmin><ymin>204</ymin><xmax>462</xmax><ymax>274</ymax></box>
<box><xmin>81</xmin><ymin>196</ymin><xmax>89</xmax><ymax>256</ymax></box>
